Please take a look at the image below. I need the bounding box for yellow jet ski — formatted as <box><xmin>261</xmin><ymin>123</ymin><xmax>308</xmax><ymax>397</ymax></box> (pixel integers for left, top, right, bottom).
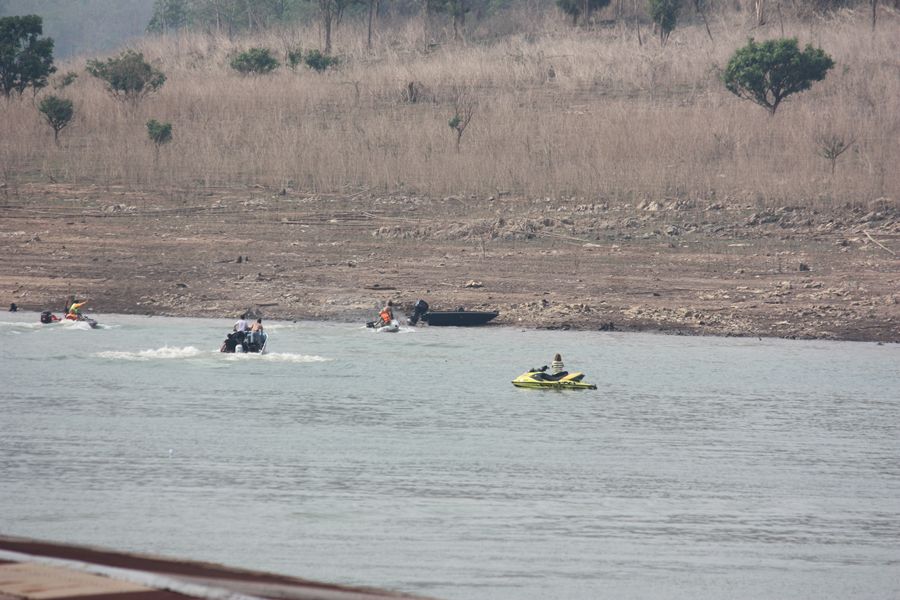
<box><xmin>512</xmin><ymin>368</ymin><xmax>597</xmax><ymax>390</ymax></box>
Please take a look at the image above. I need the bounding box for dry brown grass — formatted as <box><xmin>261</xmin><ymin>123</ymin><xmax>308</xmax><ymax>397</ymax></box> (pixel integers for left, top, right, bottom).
<box><xmin>2</xmin><ymin>7</ymin><xmax>898</xmax><ymax>207</ymax></box>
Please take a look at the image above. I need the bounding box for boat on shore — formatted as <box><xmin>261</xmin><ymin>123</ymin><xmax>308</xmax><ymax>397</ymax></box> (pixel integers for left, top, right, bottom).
<box><xmin>421</xmin><ymin>310</ymin><xmax>498</xmax><ymax>326</ymax></box>
<box><xmin>407</xmin><ymin>299</ymin><xmax>498</xmax><ymax>327</ymax></box>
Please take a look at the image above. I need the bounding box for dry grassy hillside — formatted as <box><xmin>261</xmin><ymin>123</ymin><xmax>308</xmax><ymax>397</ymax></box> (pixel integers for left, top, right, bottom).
<box><xmin>2</xmin><ymin>8</ymin><xmax>898</xmax><ymax>206</ymax></box>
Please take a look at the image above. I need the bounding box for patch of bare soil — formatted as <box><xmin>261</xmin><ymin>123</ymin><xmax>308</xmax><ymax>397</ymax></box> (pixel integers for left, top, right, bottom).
<box><xmin>1</xmin><ymin>183</ymin><xmax>898</xmax><ymax>342</ymax></box>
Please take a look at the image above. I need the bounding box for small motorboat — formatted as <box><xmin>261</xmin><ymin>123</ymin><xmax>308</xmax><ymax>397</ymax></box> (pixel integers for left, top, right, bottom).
<box><xmin>221</xmin><ymin>330</ymin><xmax>268</xmax><ymax>353</ymax></box>
<box><xmin>366</xmin><ymin>319</ymin><xmax>400</xmax><ymax>333</ymax></box>
<box><xmin>45</xmin><ymin>311</ymin><xmax>99</xmax><ymax>328</ymax></box>
<box><xmin>407</xmin><ymin>299</ymin><xmax>498</xmax><ymax>327</ymax></box>
<box><xmin>512</xmin><ymin>368</ymin><xmax>597</xmax><ymax>390</ymax></box>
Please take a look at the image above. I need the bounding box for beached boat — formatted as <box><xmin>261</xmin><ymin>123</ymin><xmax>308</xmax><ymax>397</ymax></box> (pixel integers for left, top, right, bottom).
<box><xmin>407</xmin><ymin>300</ymin><xmax>498</xmax><ymax>327</ymax></box>
<box><xmin>421</xmin><ymin>310</ymin><xmax>499</xmax><ymax>326</ymax></box>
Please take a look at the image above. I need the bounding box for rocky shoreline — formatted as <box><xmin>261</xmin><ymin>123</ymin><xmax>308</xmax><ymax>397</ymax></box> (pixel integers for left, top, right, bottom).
<box><xmin>2</xmin><ymin>184</ymin><xmax>898</xmax><ymax>343</ymax></box>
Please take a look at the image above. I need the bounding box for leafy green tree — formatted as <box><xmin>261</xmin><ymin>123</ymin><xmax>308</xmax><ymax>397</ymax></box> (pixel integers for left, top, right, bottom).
<box><xmin>86</xmin><ymin>50</ymin><xmax>166</xmax><ymax>106</ymax></box>
<box><xmin>146</xmin><ymin>118</ymin><xmax>172</xmax><ymax>161</ymax></box>
<box><xmin>38</xmin><ymin>94</ymin><xmax>73</xmax><ymax>143</ymax></box>
<box><xmin>0</xmin><ymin>15</ymin><xmax>56</xmax><ymax>98</ymax></box>
<box><xmin>147</xmin><ymin>0</ymin><xmax>189</xmax><ymax>34</ymax></box>
<box><xmin>230</xmin><ymin>47</ymin><xmax>279</xmax><ymax>74</ymax></box>
<box><xmin>304</xmin><ymin>49</ymin><xmax>339</xmax><ymax>72</ymax></box>
<box><xmin>648</xmin><ymin>0</ymin><xmax>680</xmax><ymax>45</ymax></box>
<box><xmin>556</xmin><ymin>0</ymin><xmax>611</xmax><ymax>26</ymax></box>
<box><xmin>723</xmin><ymin>38</ymin><xmax>834</xmax><ymax>115</ymax></box>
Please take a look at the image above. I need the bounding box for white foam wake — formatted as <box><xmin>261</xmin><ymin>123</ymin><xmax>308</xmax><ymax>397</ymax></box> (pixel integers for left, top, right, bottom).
<box><xmin>94</xmin><ymin>346</ymin><xmax>203</xmax><ymax>361</ymax></box>
<box><xmin>225</xmin><ymin>352</ymin><xmax>330</xmax><ymax>363</ymax></box>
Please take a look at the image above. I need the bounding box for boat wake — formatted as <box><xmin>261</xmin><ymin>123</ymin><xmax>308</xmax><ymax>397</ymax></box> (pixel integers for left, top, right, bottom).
<box><xmin>94</xmin><ymin>346</ymin><xmax>204</xmax><ymax>361</ymax></box>
<box><xmin>0</xmin><ymin>321</ymin><xmax>45</xmax><ymax>332</ymax></box>
<box><xmin>222</xmin><ymin>352</ymin><xmax>330</xmax><ymax>363</ymax></box>
<box><xmin>94</xmin><ymin>346</ymin><xmax>329</xmax><ymax>363</ymax></box>
<box><xmin>1</xmin><ymin>319</ymin><xmax>108</xmax><ymax>332</ymax></box>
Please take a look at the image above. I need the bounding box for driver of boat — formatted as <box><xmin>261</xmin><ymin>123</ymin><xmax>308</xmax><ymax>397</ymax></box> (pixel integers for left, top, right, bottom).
<box><xmin>65</xmin><ymin>299</ymin><xmax>87</xmax><ymax>320</ymax></box>
<box><xmin>233</xmin><ymin>313</ymin><xmax>250</xmax><ymax>332</ymax></box>
<box><xmin>550</xmin><ymin>353</ymin><xmax>568</xmax><ymax>379</ymax></box>
<box><xmin>378</xmin><ymin>300</ymin><xmax>394</xmax><ymax>326</ymax></box>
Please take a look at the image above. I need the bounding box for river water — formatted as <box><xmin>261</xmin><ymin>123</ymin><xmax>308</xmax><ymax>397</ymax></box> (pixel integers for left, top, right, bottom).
<box><xmin>1</xmin><ymin>312</ymin><xmax>898</xmax><ymax>600</ymax></box>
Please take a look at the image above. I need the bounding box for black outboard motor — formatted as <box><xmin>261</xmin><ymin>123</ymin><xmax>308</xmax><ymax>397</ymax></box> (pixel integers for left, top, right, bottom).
<box><xmin>40</xmin><ymin>310</ymin><xmax>54</xmax><ymax>324</ymax></box>
<box><xmin>407</xmin><ymin>299</ymin><xmax>429</xmax><ymax>325</ymax></box>
<box><xmin>221</xmin><ymin>330</ymin><xmax>245</xmax><ymax>353</ymax></box>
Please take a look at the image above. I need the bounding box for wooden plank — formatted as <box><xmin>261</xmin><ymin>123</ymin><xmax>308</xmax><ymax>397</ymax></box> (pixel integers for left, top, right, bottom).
<box><xmin>0</xmin><ymin>563</ymin><xmax>151</xmax><ymax>599</ymax></box>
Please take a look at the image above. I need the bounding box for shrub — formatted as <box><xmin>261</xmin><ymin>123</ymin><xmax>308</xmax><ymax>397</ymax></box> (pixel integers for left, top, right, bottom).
<box><xmin>723</xmin><ymin>38</ymin><xmax>834</xmax><ymax>115</ymax></box>
<box><xmin>86</xmin><ymin>50</ymin><xmax>166</xmax><ymax>105</ymax></box>
<box><xmin>230</xmin><ymin>48</ymin><xmax>279</xmax><ymax>75</ymax></box>
<box><xmin>304</xmin><ymin>49</ymin><xmax>340</xmax><ymax>73</ymax></box>
<box><xmin>287</xmin><ymin>47</ymin><xmax>304</xmax><ymax>70</ymax></box>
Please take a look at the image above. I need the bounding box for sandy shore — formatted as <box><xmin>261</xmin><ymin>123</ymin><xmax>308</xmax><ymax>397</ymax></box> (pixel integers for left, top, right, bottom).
<box><xmin>2</xmin><ymin>183</ymin><xmax>898</xmax><ymax>342</ymax></box>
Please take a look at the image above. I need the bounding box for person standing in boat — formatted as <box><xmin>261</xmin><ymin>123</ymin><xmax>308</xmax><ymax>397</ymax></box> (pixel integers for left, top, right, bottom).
<box><xmin>249</xmin><ymin>318</ymin><xmax>264</xmax><ymax>346</ymax></box>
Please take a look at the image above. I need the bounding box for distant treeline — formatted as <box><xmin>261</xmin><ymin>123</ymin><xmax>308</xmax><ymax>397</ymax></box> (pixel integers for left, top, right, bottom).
<box><xmin>2</xmin><ymin>0</ymin><xmax>897</xmax><ymax>59</ymax></box>
<box><xmin>144</xmin><ymin>0</ymin><xmax>900</xmax><ymax>38</ymax></box>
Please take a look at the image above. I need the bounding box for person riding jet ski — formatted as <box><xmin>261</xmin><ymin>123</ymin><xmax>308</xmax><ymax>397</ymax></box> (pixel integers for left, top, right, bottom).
<box><xmin>65</xmin><ymin>299</ymin><xmax>88</xmax><ymax>320</ymax></box>
<box><xmin>377</xmin><ymin>300</ymin><xmax>394</xmax><ymax>327</ymax></box>
<box><xmin>511</xmin><ymin>353</ymin><xmax>596</xmax><ymax>390</ymax></box>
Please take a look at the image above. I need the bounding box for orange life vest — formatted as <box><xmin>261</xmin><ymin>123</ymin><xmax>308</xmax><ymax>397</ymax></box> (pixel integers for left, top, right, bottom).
<box><xmin>379</xmin><ymin>308</ymin><xmax>393</xmax><ymax>324</ymax></box>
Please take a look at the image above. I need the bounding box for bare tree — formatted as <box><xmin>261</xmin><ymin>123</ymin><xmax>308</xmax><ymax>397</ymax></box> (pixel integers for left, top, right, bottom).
<box><xmin>313</xmin><ymin>0</ymin><xmax>357</xmax><ymax>54</ymax></box>
<box><xmin>755</xmin><ymin>0</ymin><xmax>766</xmax><ymax>27</ymax></box>
<box><xmin>871</xmin><ymin>0</ymin><xmax>879</xmax><ymax>31</ymax></box>
<box><xmin>693</xmin><ymin>0</ymin><xmax>713</xmax><ymax>40</ymax></box>
<box><xmin>449</xmin><ymin>89</ymin><xmax>476</xmax><ymax>153</ymax></box>
<box><xmin>367</xmin><ymin>0</ymin><xmax>379</xmax><ymax>50</ymax></box>
<box><xmin>816</xmin><ymin>132</ymin><xmax>856</xmax><ymax>175</ymax></box>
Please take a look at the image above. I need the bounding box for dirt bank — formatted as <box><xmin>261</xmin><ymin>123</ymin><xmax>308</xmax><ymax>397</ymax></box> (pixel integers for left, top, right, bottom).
<box><xmin>2</xmin><ymin>183</ymin><xmax>898</xmax><ymax>342</ymax></box>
